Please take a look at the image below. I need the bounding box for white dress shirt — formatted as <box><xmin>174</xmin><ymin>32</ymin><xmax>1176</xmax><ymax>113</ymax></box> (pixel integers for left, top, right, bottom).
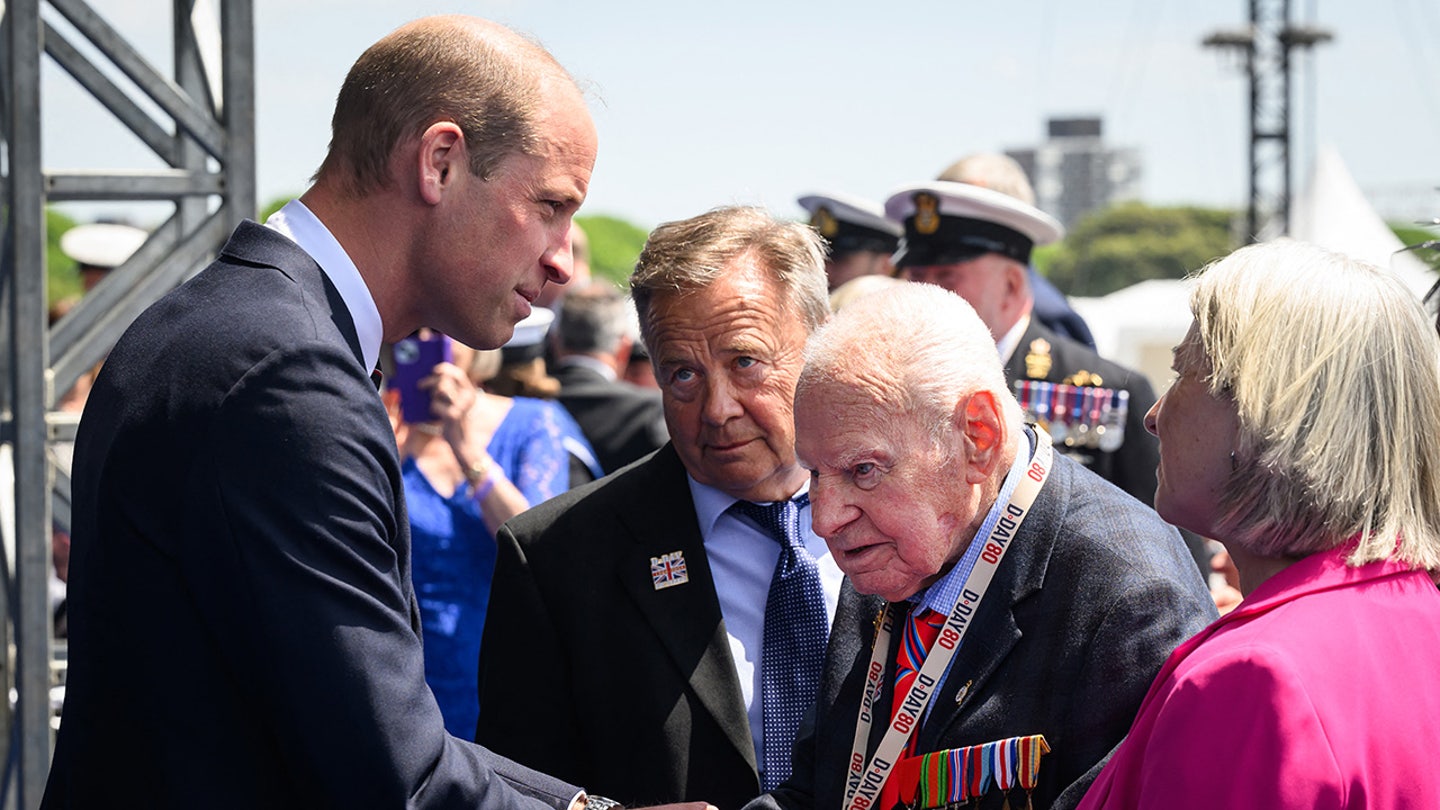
<box><xmin>264</xmin><ymin>199</ymin><xmax>384</xmax><ymax>374</ymax></box>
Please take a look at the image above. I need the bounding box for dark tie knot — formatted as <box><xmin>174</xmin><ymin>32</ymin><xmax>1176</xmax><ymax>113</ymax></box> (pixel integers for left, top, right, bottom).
<box><xmin>730</xmin><ymin>494</ymin><xmax>810</xmax><ymax>549</ymax></box>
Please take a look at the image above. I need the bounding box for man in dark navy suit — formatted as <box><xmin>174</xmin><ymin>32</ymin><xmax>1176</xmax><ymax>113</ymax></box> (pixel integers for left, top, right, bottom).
<box><xmin>45</xmin><ymin>15</ymin><xmax>695</xmax><ymax>810</ymax></box>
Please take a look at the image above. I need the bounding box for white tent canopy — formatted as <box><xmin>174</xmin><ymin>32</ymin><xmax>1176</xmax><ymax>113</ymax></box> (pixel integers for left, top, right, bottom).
<box><xmin>1290</xmin><ymin>143</ymin><xmax>1434</xmax><ymax>298</ymax></box>
<box><xmin>1070</xmin><ymin>145</ymin><xmax>1436</xmax><ymax>392</ymax></box>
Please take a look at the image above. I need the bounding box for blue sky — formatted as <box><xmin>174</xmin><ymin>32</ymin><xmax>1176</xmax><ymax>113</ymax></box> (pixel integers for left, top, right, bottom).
<box><xmin>41</xmin><ymin>0</ymin><xmax>1440</xmax><ymax>230</ymax></box>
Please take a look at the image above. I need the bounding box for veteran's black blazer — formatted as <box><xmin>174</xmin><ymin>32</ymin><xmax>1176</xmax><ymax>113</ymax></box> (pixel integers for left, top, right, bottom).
<box><xmin>749</xmin><ymin>453</ymin><xmax>1217</xmax><ymax>810</ymax></box>
<box><xmin>44</xmin><ymin>221</ymin><xmax>579</xmax><ymax>809</ymax></box>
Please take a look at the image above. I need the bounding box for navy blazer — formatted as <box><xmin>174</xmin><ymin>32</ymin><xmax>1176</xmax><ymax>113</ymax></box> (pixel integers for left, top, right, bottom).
<box><xmin>748</xmin><ymin>454</ymin><xmax>1217</xmax><ymax>810</ymax></box>
<box><xmin>45</xmin><ymin>221</ymin><xmax>580</xmax><ymax>809</ymax></box>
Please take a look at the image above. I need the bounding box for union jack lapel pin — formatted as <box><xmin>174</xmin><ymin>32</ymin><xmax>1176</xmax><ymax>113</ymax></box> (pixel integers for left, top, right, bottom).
<box><xmin>651</xmin><ymin>551</ymin><xmax>689</xmax><ymax>590</ymax></box>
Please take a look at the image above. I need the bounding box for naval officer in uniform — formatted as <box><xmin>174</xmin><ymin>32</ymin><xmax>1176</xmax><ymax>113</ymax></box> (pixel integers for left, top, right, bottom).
<box><xmin>797</xmin><ymin>191</ymin><xmax>902</xmax><ymax>291</ymax></box>
<box><xmin>883</xmin><ymin>181</ymin><xmax>1160</xmax><ymax>507</ymax></box>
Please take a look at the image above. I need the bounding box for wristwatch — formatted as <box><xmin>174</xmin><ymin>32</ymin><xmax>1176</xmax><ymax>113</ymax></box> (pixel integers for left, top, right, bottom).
<box><xmin>573</xmin><ymin>793</ymin><xmax>624</xmax><ymax>810</ymax></box>
<box><xmin>464</xmin><ymin>454</ymin><xmax>494</xmax><ymax>487</ymax></box>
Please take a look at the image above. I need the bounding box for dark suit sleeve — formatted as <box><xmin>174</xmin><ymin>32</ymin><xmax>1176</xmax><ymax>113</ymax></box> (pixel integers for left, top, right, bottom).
<box><xmin>201</xmin><ymin>341</ymin><xmax>577</xmax><ymax>810</ymax></box>
<box><xmin>477</xmin><ymin>522</ymin><xmax>585</xmax><ymax>777</ymax></box>
<box><xmin>1047</xmin><ymin>564</ymin><xmax>1215</xmax><ymax>809</ymax></box>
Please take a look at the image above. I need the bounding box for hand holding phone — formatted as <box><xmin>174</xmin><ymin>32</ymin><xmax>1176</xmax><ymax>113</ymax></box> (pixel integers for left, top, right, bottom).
<box><xmin>391</xmin><ymin>331</ymin><xmax>453</xmax><ymax>424</ymax></box>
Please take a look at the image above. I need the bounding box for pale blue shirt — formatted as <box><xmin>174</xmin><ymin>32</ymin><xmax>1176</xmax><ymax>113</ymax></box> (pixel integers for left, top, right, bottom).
<box><xmin>264</xmin><ymin>199</ymin><xmax>384</xmax><ymax>374</ymax></box>
<box><xmin>687</xmin><ymin>476</ymin><xmax>844</xmax><ymax>768</ymax></box>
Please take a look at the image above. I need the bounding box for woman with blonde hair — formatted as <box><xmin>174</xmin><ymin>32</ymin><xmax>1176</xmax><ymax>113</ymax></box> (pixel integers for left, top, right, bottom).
<box><xmin>1079</xmin><ymin>239</ymin><xmax>1440</xmax><ymax>809</ymax></box>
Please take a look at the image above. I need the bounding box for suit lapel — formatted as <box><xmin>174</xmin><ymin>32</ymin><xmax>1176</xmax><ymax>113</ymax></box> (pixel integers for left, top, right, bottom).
<box><xmin>1005</xmin><ymin>318</ymin><xmax>1053</xmax><ymax>383</ymax></box>
<box><xmin>612</xmin><ymin>447</ymin><xmax>758</xmax><ymax>771</ymax></box>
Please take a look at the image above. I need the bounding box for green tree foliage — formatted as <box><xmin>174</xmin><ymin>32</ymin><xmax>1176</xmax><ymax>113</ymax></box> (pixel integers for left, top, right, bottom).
<box><xmin>576</xmin><ymin>214</ymin><xmax>650</xmax><ymax>288</ymax></box>
<box><xmin>1392</xmin><ymin>222</ymin><xmax>1440</xmax><ymax>274</ymax></box>
<box><xmin>260</xmin><ymin>195</ymin><xmax>296</xmax><ymax>222</ymax></box>
<box><xmin>1042</xmin><ymin>203</ymin><xmax>1236</xmax><ymax>297</ymax></box>
<box><xmin>47</xmin><ymin>207</ymin><xmax>82</xmax><ymax>311</ymax></box>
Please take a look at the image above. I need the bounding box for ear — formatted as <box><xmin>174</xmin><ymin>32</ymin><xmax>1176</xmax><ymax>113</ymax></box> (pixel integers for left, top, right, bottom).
<box><xmin>415</xmin><ymin>121</ymin><xmax>466</xmax><ymax>206</ymax></box>
<box><xmin>613</xmin><ymin>335</ymin><xmax>634</xmax><ymax>374</ymax></box>
<box><xmin>956</xmin><ymin>390</ymin><xmax>1006</xmax><ymax>484</ymax></box>
<box><xmin>1003</xmin><ymin>259</ymin><xmax>1028</xmax><ymax>299</ymax></box>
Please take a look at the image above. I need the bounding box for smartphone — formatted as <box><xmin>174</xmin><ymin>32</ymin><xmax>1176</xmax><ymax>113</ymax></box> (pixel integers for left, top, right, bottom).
<box><xmin>391</xmin><ymin>331</ymin><xmax>453</xmax><ymax>425</ymax></box>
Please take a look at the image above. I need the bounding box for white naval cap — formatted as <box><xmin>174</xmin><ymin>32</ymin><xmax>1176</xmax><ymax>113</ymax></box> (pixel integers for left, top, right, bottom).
<box><xmin>797</xmin><ymin>191</ymin><xmax>903</xmax><ymax>255</ymax></box>
<box><xmin>883</xmin><ymin>181</ymin><xmax>1064</xmax><ymax>268</ymax></box>
<box><xmin>502</xmin><ymin>305</ymin><xmax>556</xmax><ymax>362</ymax></box>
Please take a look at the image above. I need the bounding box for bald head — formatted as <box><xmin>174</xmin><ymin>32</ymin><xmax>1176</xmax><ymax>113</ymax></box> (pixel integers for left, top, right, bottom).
<box><xmin>317</xmin><ymin>15</ymin><xmax>581</xmax><ymax>195</ymax></box>
<box><xmin>936</xmin><ymin>152</ymin><xmax>1036</xmax><ymax>207</ymax></box>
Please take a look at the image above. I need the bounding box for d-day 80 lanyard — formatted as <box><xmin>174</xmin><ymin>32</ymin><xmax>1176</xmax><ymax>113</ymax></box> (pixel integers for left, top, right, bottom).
<box><xmin>841</xmin><ymin>428</ymin><xmax>1054</xmax><ymax>810</ymax></box>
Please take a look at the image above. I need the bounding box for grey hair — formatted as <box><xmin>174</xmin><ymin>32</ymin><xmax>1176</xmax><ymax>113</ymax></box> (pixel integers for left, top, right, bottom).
<box><xmin>1193</xmin><ymin>239</ymin><xmax>1440</xmax><ymax>569</ymax></box>
<box><xmin>629</xmin><ymin>206</ymin><xmax>829</xmax><ymax>350</ymax></box>
<box><xmin>555</xmin><ymin>283</ymin><xmax>629</xmax><ymax>354</ymax></box>
<box><xmin>936</xmin><ymin>152</ymin><xmax>1036</xmax><ymax>206</ymax></box>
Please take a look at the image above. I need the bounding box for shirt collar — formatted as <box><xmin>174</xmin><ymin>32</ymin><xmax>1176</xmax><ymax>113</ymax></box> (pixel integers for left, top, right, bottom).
<box><xmin>557</xmin><ymin>354</ymin><xmax>618</xmax><ymax>381</ymax></box>
<box><xmin>688</xmin><ymin>475</ymin><xmax>811</xmax><ymax>535</ymax></box>
<box><xmin>264</xmin><ymin>199</ymin><xmax>383</xmax><ymax>374</ymax></box>
<box><xmin>996</xmin><ymin>312</ymin><xmax>1032</xmax><ymax>365</ymax></box>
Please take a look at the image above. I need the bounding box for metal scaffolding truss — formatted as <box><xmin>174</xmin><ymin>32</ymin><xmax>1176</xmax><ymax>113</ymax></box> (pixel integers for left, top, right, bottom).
<box><xmin>1</xmin><ymin>0</ymin><xmax>254</xmax><ymax>805</ymax></box>
<box><xmin>1204</xmin><ymin>0</ymin><xmax>1332</xmax><ymax>242</ymax></box>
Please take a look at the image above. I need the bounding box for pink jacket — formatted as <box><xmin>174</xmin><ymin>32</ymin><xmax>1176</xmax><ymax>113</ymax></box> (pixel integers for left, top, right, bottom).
<box><xmin>1078</xmin><ymin>543</ymin><xmax>1440</xmax><ymax>809</ymax></box>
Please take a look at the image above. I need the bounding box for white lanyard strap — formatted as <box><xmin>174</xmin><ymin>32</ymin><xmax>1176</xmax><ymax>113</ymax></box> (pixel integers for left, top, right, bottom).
<box><xmin>842</xmin><ymin>429</ymin><xmax>1054</xmax><ymax>810</ymax></box>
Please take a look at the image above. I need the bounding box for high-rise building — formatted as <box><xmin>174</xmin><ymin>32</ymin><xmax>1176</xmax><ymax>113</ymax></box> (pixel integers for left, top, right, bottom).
<box><xmin>1008</xmin><ymin>117</ymin><xmax>1142</xmax><ymax>230</ymax></box>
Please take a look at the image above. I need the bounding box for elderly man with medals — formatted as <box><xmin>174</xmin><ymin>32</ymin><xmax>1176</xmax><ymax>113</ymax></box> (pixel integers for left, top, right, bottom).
<box><xmin>743</xmin><ymin>283</ymin><xmax>1215</xmax><ymax>810</ymax></box>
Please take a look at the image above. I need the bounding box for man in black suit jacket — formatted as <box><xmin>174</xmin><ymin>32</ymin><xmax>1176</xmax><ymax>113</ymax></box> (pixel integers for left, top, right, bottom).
<box><xmin>478</xmin><ymin>207</ymin><xmax>841</xmax><ymax>809</ymax></box>
<box><xmin>43</xmin><ymin>17</ymin><xmax>663</xmax><ymax>810</ymax></box>
<box><xmin>551</xmin><ymin>283</ymin><xmax>668</xmax><ymax>474</ymax></box>
<box><xmin>746</xmin><ymin>283</ymin><xmax>1215</xmax><ymax>810</ymax></box>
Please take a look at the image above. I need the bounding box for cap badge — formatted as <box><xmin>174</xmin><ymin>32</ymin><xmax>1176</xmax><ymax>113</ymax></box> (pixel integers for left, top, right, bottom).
<box><xmin>812</xmin><ymin>206</ymin><xmax>840</xmax><ymax>238</ymax></box>
<box><xmin>1025</xmin><ymin>338</ymin><xmax>1052</xmax><ymax>379</ymax></box>
<box><xmin>913</xmin><ymin>192</ymin><xmax>941</xmax><ymax>235</ymax></box>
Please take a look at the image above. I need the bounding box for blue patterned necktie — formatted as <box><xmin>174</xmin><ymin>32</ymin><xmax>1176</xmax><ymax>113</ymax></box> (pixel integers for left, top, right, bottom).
<box><xmin>730</xmin><ymin>493</ymin><xmax>829</xmax><ymax>791</ymax></box>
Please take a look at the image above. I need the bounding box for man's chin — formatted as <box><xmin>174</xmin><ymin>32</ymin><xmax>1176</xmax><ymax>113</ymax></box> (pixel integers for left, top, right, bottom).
<box><xmin>850</xmin><ymin>576</ymin><xmax>918</xmax><ymax>602</ymax></box>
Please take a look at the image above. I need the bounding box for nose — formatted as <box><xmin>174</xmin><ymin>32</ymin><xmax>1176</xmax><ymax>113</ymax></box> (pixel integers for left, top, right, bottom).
<box><xmin>700</xmin><ymin>375</ymin><xmax>744</xmax><ymax>426</ymax></box>
<box><xmin>541</xmin><ymin>225</ymin><xmax>575</xmax><ymax>288</ymax></box>
<box><xmin>1144</xmin><ymin>394</ymin><xmax>1162</xmax><ymax>437</ymax></box>
<box><xmin>807</xmin><ymin>472</ymin><xmax>855</xmax><ymax>539</ymax></box>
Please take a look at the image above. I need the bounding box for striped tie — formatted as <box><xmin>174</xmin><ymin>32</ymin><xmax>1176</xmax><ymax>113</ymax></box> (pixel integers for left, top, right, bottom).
<box><xmin>893</xmin><ymin>605</ymin><xmax>947</xmax><ymax>757</ymax></box>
